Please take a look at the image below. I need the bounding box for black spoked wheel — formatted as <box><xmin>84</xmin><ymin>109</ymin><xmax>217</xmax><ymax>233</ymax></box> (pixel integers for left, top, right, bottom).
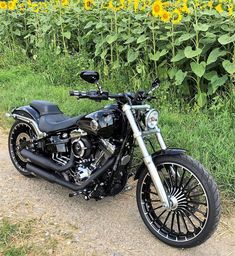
<box><xmin>136</xmin><ymin>154</ymin><xmax>221</xmax><ymax>248</ymax></box>
<box><xmin>8</xmin><ymin>121</ymin><xmax>36</xmax><ymax>177</ymax></box>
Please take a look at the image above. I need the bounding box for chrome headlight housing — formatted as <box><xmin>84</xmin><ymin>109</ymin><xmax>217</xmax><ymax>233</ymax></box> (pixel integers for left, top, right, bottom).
<box><xmin>145</xmin><ymin>109</ymin><xmax>158</xmax><ymax>129</ymax></box>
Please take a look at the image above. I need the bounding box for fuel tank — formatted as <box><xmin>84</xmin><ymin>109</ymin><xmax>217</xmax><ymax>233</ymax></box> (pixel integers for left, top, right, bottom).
<box><xmin>77</xmin><ymin>105</ymin><xmax>124</xmax><ymax>139</ymax></box>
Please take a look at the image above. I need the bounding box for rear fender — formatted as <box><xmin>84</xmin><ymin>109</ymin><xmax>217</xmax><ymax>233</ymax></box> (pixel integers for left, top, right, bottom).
<box><xmin>9</xmin><ymin>106</ymin><xmax>45</xmax><ymax>139</ymax></box>
<box><xmin>134</xmin><ymin>148</ymin><xmax>186</xmax><ymax>180</ymax></box>
<box><xmin>11</xmin><ymin>106</ymin><xmax>40</xmax><ymax>122</ymax></box>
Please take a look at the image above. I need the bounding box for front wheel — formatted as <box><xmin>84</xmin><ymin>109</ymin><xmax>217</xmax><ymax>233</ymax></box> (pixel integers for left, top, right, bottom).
<box><xmin>136</xmin><ymin>154</ymin><xmax>221</xmax><ymax>248</ymax></box>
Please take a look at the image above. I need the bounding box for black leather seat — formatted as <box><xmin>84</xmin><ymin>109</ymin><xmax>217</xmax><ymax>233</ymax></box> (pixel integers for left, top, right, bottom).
<box><xmin>30</xmin><ymin>100</ymin><xmax>62</xmax><ymax>116</ymax></box>
<box><xmin>30</xmin><ymin>100</ymin><xmax>83</xmax><ymax>133</ymax></box>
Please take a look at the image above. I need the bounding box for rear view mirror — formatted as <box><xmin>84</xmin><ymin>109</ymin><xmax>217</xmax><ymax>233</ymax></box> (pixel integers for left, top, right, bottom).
<box><xmin>80</xmin><ymin>71</ymin><xmax>99</xmax><ymax>84</ymax></box>
<box><xmin>152</xmin><ymin>78</ymin><xmax>160</xmax><ymax>89</ymax></box>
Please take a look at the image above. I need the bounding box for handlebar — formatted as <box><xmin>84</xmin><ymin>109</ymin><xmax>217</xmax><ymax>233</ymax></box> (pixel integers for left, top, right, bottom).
<box><xmin>69</xmin><ymin>90</ymin><xmax>155</xmax><ymax>103</ymax></box>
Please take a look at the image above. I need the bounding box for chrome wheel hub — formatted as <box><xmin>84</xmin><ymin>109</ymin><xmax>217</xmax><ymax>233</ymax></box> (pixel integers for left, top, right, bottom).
<box><xmin>16</xmin><ymin>132</ymin><xmax>31</xmax><ymax>162</ymax></box>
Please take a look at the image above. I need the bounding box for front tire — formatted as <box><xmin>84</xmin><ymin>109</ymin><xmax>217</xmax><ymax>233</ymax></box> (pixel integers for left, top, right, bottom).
<box><xmin>136</xmin><ymin>154</ymin><xmax>221</xmax><ymax>248</ymax></box>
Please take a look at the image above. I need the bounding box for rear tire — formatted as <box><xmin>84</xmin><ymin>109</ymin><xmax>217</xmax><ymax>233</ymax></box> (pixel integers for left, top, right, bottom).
<box><xmin>136</xmin><ymin>154</ymin><xmax>221</xmax><ymax>248</ymax></box>
<box><xmin>8</xmin><ymin>121</ymin><xmax>36</xmax><ymax>177</ymax></box>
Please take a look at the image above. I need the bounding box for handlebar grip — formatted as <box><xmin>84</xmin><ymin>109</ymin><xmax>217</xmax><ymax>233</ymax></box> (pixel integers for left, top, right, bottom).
<box><xmin>69</xmin><ymin>91</ymin><xmax>81</xmax><ymax>97</ymax></box>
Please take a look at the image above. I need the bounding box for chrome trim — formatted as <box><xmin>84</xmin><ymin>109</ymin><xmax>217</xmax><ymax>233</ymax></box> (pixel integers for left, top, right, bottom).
<box><xmin>128</xmin><ymin>104</ymin><xmax>150</xmax><ymax>110</ymax></box>
<box><xmin>12</xmin><ymin>114</ymin><xmax>46</xmax><ymax>139</ymax></box>
<box><xmin>122</xmin><ymin>104</ymin><xmax>170</xmax><ymax>209</ymax></box>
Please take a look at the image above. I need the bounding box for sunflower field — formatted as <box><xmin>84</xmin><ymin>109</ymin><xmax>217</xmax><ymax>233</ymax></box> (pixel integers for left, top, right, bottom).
<box><xmin>0</xmin><ymin>0</ymin><xmax>235</xmax><ymax>108</ymax></box>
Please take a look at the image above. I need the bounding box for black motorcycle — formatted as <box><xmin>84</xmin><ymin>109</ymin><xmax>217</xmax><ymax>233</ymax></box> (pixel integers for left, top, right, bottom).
<box><xmin>7</xmin><ymin>71</ymin><xmax>220</xmax><ymax>248</ymax></box>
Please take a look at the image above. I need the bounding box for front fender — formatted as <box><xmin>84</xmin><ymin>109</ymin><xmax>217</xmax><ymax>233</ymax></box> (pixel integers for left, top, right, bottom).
<box><xmin>134</xmin><ymin>148</ymin><xmax>186</xmax><ymax>180</ymax></box>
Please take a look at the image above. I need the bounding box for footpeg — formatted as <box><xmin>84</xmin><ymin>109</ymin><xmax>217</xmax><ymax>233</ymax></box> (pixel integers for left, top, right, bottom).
<box><xmin>69</xmin><ymin>192</ymin><xmax>78</xmax><ymax>197</ymax></box>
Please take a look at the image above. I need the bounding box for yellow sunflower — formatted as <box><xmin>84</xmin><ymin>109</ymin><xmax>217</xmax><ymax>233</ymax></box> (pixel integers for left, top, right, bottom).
<box><xmin>84</xmin><ymin>0</ymin><xmax>94</xmax><ymax>10</ymax></box>
<box><xmin>152</xmin><ymin>0</ymin><xmax>163</xmax><ymax>17</ymax></box>
<box><xmin>160</xmin><ymin>10</ymin><xmax>171</xmax><ymax>23</ymax></box>
<box><xmin>215</xmin><ymin>3</ymin><xmax>223</xmax><ymax>13</ymax></box>
<box><xmin>172</xmin><ymin>9</ymin><xmax>183</xmax><ymax>25</ymax></box>
<box><xmin>61</xmin><ymin>0</ymin><xmax>68</xmax><ymax>6</ymax></box>
<box><xmin>207</xmin><ymin>0</ymin><xmax>213</xmax><ymax>8</ymax></box>
<box><xmin>0</xmin><ymin>1</ymin><xmax>7</xmax><ymax>9</ymax></box>
<box><xmin>181</xmin><ymin>4</ymin><xmax>189</xmax><ymax>14</ymax></box>
<box><xmin>7</xmin><ymin>1</ymin><xmax>16</xmax><ymax>11</ymax></box>
<box><xmin>108</xmin><ymin>0</ymin><xmax>125</xmax><ymax>12</ymax></box>
<box><xmin>228</xmin><ymin>4</ymin><xmax>234</xmax><ymax>17</ymax></box>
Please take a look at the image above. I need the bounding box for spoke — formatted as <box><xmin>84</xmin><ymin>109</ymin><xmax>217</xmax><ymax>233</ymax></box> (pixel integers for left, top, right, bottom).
<box><xmin>179</xmin><ymin>211</ymin><xmax>189</xmax><ymax>233</ymax></box>
<box><xmin>165</xmin><ymin>164</ymin><xmax>173</xmax><ymax>188</ymax></box>
<box><xmin>189</xmin><ymin>200</ymin><xmax>207</xmax><ymax>206</ymax></box>
<box><xmin>184</xmin><ymin>209</ymin><xmax>203</xmax><ymax>226</ymax></box>
<box><xmin>174</xmin><ymin>166</ymin><xmax>178</xmax><ymax>188</ymax></box>
<box><xmin>184</xmin><ymin>213</ymin><xmax>197</xmax><ymax>230</ymax></box>
<box><xmin>161</xmin><ymin>211</ymin><xmax>171</xmax><ymax>228</ymax></box>
<box><xmin>189</xmin><ymin>192</ymin><xmax>205</xmax><ymax>198</ymax></box>
<box><xmin>158</xmin><ymin>210</ymin><xmax>167</xmax><ymax>219</ymax></box>
<box><xmin>186</xmin><ymin>183</ymin><xmax>200</xmax><ymax>194</ymax></box>
<box><xmin>178</xmin><ymin>169</ymin><xmax>186</xmax><ymax>188</ymax></box>
<box><xmin>176</xmin><ymin>212</ymin><xmax>181</xmax><ymax>234</ymax></box>
<box><xmin>188</xmin><ymin>206</ymin><xmax>207</xmax><ymax>217</ymax></box>
<box><xmin>170</xmin><ymin>212</ymin><xmax>176</xmax><ymax>233</ymax></box>
<box><xmin>149</xmin><ymin>191</ymin><xmax>158</xmax><ymax>196</ymax></box>
<box><xmin>159</xmin><ymin>171</ymin><xmax>171</xmax><ymax>192</ymax></box>
<box><xmin>147</xmin><ymin>205</ymin><xmax>162</xmax><ymax>213</ymax></box>
<box><xmin>145</xmin><ymin>199</ymin><xmax>161</xmax><ymax>203</ymax></box>
<box><xmin>182</xmin><ymin>175</ymin><xmax>194</xmax><ymax>191</ymax></box>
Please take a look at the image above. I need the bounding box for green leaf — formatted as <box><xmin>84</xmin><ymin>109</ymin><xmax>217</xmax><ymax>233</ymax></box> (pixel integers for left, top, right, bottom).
<box><xmin>193</xmin><ymin>23</ymin><xmax>209</xmax><ymax>32</ymax></box>
<box><xmin>218</xmin><ymin>34</ymin><xmax>235</xmax><ymax>45</ymax></box>
<box><xmin>127</xmin><ymin>49</ymin><xmax>139</xmax><ymax>63</ymax></box>
<box><xmin>160</xmin><ymin>49</ymin><xmax>168</xmax><ymax>57</ymax></box>
<box><xmin>177</xmin><ymin>33</ymin><xmax>195</xmax><ymax>42</ymax></box>
<box><xmin>168</xmin><ymin>67</ymin><xmax>177</xmax><ymax>79</ymax></box>
<box><xmin>203</xmin><ymin>71</ymin><xmax>218</xmax><ymax>81</ymax></box>
<box><xmin>171</xmin><ymin>50</ymin><xmax>185</xmax><ymax>62</ymax></box>
<box><xmin>148</xmin><ymin>49</ymin><xmax>168</xmax><ymax>62</ymax></box>
<box><xmin>196</xmin><ymin>93</ymin><xmax>207</xmax><ymax>108</ymax></box>
<box><xmin>149</xmin><ymin>52</ymin><xmax>159</xmax><ymax>61</ymax></box>
<box><xmin>100</xmin><ymin>49</ymin><xmax>108</xmax><ymax>60</ymax></box>
<box><xmin>137</xmin><ymin>35</ymin><xmax>148</xmax><ymax>44</ymax></box>
<box><xmin>207</xmin><ymin>48</ymin><xmax>227</xmax><ymax>65</ymax></box>
<box><xmin>106</xmin><ymin>34</ymin><xmax>118</xmax><ymax>44</ymax></box>
<box><xmin>62</xmin><ymin>31</ymin><xmax>71</xmax><ymax>39</ymax></box>
<box><xmin>175</xmin><ymin>70</ymin><xmax>187</xmax><ymax>85</ymax></box>
<box><xmin>124</xmin><ymin>37</ymin><xmax>135</xmax><ymax>44</ymax></box>
<box><xmin>84</xmin><ymin>21</ymin><xmax>94</xmax><ymax>29</ymax></box>
<box><xmin>208</xmin><ymin>75</ymin><xmax>228</xmax><ymax>95</ymax></box>
<box><xmin>96</xmin><ymin>22</ymin><xmax>103</xmax><ymax>29</ymax></box>
<box><xmin>222</xmin><ymin>60</ymin><xmax>235</xmax><ymax>74</ymax></box>
<box><xmin>190</xmin><ymin>62</ymin><xmax>206</xmax><ymax>77</ymax></box>
<box><xmin>13</xmin><ymin>29</ymin><xmax>21</xmax><ymax>36</ymax></box>
<box><xmin>184</xmin><ymin>46</ymin><xmax>202</xmax><ymax>58</ymax></box>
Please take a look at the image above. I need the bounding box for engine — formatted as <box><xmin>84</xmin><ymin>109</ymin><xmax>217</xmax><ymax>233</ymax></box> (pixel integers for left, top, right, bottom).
<box><xmin>44</xmin><ymin>129</ymin><xmax>115</xmax><ymax>186</ymax></box>
<box><xmin>70</xmin><ymin>135</ymin><xmax>116</xmax><ymax>184</ymax></box>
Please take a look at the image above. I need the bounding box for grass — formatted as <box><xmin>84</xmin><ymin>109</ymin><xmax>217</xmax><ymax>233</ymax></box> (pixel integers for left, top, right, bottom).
<box><xmin>0</xmin><ymin>218</ymin><xmax>30</xmax><ymax>256</ymax></box>
<box><xmin>0</xmin><ymin>48</ymin><xmax>234</xmax><ymax>197</ymax></box>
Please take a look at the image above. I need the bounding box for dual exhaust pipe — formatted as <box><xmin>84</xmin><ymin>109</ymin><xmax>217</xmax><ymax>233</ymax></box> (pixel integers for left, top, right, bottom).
<box><xmin>21</xmin><ymin>149</ymin><xmax>115</xmax><ymax>191</ymax></box>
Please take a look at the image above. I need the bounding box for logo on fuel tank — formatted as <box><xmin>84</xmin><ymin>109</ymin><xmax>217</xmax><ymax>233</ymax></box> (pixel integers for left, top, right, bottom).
<box><xmin>90</xmin><ymin>119</ymin><xmax>99</xmax><ymax>131</ymax></box>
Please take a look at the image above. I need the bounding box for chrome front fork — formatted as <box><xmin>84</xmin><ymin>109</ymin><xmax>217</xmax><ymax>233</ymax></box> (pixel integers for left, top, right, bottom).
<box><xmin>123</xmin><ymin>104</ymin><xmax>170</xmax><ymax>209</ymax></box>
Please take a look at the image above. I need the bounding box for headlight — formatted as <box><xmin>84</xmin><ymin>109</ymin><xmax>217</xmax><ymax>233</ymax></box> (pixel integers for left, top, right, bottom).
<box><xmin>145</xmin><ymin>109</ymin><xmax>158</xmax><ymax>129</ymax></box>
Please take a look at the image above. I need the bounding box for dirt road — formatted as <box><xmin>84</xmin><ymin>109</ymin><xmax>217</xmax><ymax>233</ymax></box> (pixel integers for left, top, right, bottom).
<box><xmin>0</xmin><ymin>128</ymin><xmax>234</xmax><ymax>256</ymax></box>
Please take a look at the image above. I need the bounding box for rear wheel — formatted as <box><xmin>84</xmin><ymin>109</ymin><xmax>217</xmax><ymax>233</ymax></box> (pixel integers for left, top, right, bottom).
<box><xmin>8</xmin><ymin>121</ymin><xmax>36</xmax><ymax>177</ymax></box>
<box><xmin>136</xmin><ymin>154</ymin><xmax>221</xmax><ymax>248</ymax></box>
